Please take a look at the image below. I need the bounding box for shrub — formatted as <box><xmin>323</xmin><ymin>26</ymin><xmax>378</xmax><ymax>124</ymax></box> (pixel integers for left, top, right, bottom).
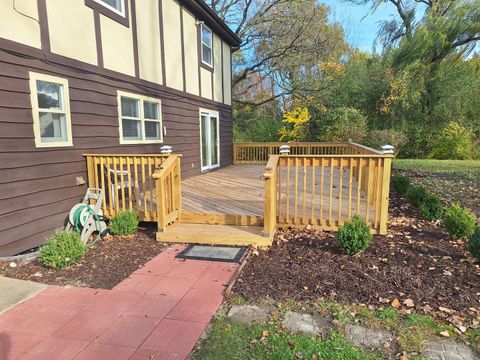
<box><xmin>109</xmin><ymin>210</ymin><xmax>139</xmax><ymax>235</ymax></box>
<box><xmin>39</xmin><ymin>231</ymin><xmax>87</xmax><ymax>269</ymax></box>
<box><xmin>443</xmin><ymin>204</ymin><xmax>477</xmax><ymax>240</ymax></box>
<box><xmin>418</xmin><ymin>193</ymin><xmax>443</xmax><ymax>221</ymax></box>
<box><xmin>429</xmin><ymin>122</ymin><xmax>475</xmax><ymax>160</ymax></box>
<box><xmin>468</xmin><ymin>228</ymin><xmax>480</xmax><ymax>262</ymax></box>
<box><xmin>406</xmin><ymin>186</ymin><xmax>428</xmax><ymax>207</ymax></box>
<box><xmin>336</xmin><ymin>216</ymin><xmax>372</xmax><ymax>255</ymax></box>
<box><xmin>317</xmin><ymin>107</ymin><xmax>368</xmax><ymax>143</ymax></box>
<box><xmin>391</xmin><ymin>175</ymin><xmax>411</xmax><ymax>195</ymax></box>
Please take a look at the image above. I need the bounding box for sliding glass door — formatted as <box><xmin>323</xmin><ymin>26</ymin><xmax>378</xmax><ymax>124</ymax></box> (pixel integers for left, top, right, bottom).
<box><xmin>200</xmin><ymin>111</ymin><xmax>220</xmax><ymax>171</ymax></box>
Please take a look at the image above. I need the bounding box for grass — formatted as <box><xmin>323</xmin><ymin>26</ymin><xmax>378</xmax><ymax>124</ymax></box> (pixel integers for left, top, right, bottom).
<box><xmin>193</xmin><ymin>314</ymin><xmax>382</xmax><ymax>360</ymax></box>
<box><xmin>393</xmin><ymin>159</ymin><xmax>480</xmax><ymax>181</ymax></box>
<box><xmin>201</xmin><ymin>298</ymin><xmax>477</xmax><ymax>359</ymax></box>
<box><xmin>393</xmin><ymin>159</ymin><xmax>480</xmax><ymax>215</ymax></box>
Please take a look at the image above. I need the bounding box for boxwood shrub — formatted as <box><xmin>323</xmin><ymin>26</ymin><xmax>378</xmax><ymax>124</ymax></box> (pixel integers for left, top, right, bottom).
<box><xmin>109</xmin><ymin>210</ymin><xmax>139</xmax><ymax>235</ymax></box>
<box><xmin>336</xmin><ymin>216</ymin><xmax>372</xmax><ymax>255</ymax></box>
<box><xmin>391</xmin><ymin>175</ymin><xmax>411</xmax><ymax>195</ymax></box>
<box><xmin>418</xmin><ymin>193</ymin><xmax>443</xmax><ymax>221</ymax></box>
<box><xmin>468</xmin><ymin>227</ymin><xmax>480</xmax><ymax>262</ymax></box>
<box><xmin>443</xmin><ymin>204</ymin><xmax>477</xmax><ymax>240</ymax></box>
<box><xmin>406</xmin><ymin>186</ymin><xmax>428</xmax><ymax>207</ymax></box>
<box><xmin>39</xmin><ymin>231</ymin><xmax>87</xmax><ymax>269</ymax></box>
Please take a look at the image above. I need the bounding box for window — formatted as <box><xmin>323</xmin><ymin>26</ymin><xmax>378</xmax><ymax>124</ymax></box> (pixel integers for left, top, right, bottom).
<box><xmin>201</xmin><ymin>24</ymin><xmax>213</xmax><ymax>68</ymax></box>
<box><xmin>29</xmin><ymin>72</ymin><xmax>73</xmax><ymax>148</ymax></box>
<box><xmin>93</xmin><ymin>0</ymin><xmax>125</xmax><ymax>17</ymax></box>
<box><xmin>118</xmin><ymin>91</ymin><xmax>163</xmax><ymax>144</ymax></box>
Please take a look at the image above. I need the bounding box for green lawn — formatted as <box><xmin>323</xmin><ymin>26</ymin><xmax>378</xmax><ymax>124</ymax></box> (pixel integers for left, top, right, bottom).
<box><xmin>393</xmin><ymin>159</ymin><xmax>480</xmax><ymax>215</ymax></box>
<box><xmin>193</xmin><ymin>314</ymin><xmax>381</xmax><ymax>360</ymax></box>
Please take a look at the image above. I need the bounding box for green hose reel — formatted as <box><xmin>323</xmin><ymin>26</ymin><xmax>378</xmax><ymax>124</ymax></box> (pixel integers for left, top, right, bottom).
<box><xmin>66</xmin><ymin>188</ymin><xmax>108</xmax><ymax>245</ymax></box>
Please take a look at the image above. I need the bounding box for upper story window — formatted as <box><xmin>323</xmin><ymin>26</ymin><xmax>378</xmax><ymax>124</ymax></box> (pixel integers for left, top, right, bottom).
<box><xmin>29</xmin><ymin>72</ymin><xmax>73</xmax><ymax>148</ymax></box>
<box><xmin>118</xmin><ymin>91</ymin><xmax>163</xmax><ymax>144</ymax></box>
<box><xmin>201</xmin><ymin>24</ymin><xmax>213</xmax><ymax>68</ymax></box>
<box><xmin>93</xmin><ymin>0</ymin><xmax>125</xmax><ymax>17</ymax></box>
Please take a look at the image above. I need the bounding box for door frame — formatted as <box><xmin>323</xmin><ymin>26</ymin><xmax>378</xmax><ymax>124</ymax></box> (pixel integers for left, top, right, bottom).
<box><xmin>199</xmin><ymin>108</ymin><xmax>220</xmax><ymax>172</ymax></box>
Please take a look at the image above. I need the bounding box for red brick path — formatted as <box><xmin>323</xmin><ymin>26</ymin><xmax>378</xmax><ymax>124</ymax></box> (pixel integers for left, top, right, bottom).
<box><xmin>0</xmin><ymin>245</ymin><xmax>238</xmax><ymax>359</ymax></box>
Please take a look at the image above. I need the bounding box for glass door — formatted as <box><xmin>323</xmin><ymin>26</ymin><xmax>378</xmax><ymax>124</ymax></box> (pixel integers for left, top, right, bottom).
<box><xmin>200</xmin><ymin>111</ymin><xmax>219</xmax><ymax>171</ymax></box>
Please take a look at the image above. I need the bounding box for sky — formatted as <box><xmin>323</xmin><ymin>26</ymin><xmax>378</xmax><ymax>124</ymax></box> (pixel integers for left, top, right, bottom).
<box><xmin>319</xmin><ymin>0</ymin><xmax>398</xmax><ymax>53</ymax></box>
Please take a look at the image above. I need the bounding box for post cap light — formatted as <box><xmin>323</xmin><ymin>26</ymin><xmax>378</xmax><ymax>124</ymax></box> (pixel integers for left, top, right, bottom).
<box><xmin>279</xmin><ymin>145</ymin><xmax>290</xmax><ymax>155</ymax></box>
<box><xmin>381</xmin><ymin>145</ymin><xmax>395</xmax><ymax>154</ymax></box>
<box><xmin>160</xmin><ymin>145</ymin><xmax>173</xmax><ymax>154</ymax></box>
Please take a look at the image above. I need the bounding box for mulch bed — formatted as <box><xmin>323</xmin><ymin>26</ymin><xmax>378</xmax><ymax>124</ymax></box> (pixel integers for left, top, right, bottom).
<box><xmin>232</xmin><ymin>191</ymin><xmax>480</xmax><ymax>322</ymax></box>
<box><xmin>0</xmin><ymin>224</ymin><xmax>166</xmax><ymax>289</ymax></box>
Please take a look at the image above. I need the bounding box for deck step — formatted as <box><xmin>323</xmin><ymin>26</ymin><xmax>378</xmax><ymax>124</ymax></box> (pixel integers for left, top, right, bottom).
<box><xmin>156</xmin><ymin>223</ymin><xmax>272</xmax><ymax>247</ymax></box>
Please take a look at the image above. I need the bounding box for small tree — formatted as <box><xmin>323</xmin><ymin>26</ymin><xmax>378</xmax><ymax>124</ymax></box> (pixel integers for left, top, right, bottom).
<box><xmin>278</xmin><ymin>107</ymin><xmax>311</xmax><ymax>141</ymax></box>
<box><xmin>429</xmin><ymin>122</ymin><xmax>475</xmax><ymax>160</ymax></box>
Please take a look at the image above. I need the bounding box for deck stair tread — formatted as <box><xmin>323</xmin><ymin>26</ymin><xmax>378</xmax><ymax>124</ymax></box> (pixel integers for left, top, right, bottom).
<box><xmin>156</xmin><ymin>223</ymin><xmax>272</xmax><ymax>247</ymax></box>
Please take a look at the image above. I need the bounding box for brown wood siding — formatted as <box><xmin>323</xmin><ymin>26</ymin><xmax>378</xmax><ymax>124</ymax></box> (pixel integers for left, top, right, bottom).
<box><xmin>0</xmin><ymin>50</ymin><xmax>233</xmax><ymax>256</ymax></box>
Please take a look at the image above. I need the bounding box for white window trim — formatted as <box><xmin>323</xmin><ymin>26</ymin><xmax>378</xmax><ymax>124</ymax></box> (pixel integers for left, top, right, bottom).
<box><xmin>199</xmin><ymin>108</ymin><xmax>220</xmax><ymax>172</ymax></box>
<box><xmin>29</xmin><ymin>72</ymin><xmax>73</xmax><ymax>148</ymax></box>
<box><xmin>117</xmin><ymin>91</ymin><xmax>163</xmax><ymax>145</ymax></box>
<box><xmin>201</xmin><ymin>24</ymin><xmax>213</xmax><ymax>68</ymax></box>
<box><xmin>93</xmin><ymin>0</ymin><xmax>125</xmax><ymax>17</ymax></box>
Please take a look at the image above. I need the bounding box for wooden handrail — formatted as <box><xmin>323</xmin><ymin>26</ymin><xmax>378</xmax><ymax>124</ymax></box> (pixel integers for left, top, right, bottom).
<box><xmin>153</xmin><ymin>155</ymin><xmax>182</xmax><ymax>233</ymax></box>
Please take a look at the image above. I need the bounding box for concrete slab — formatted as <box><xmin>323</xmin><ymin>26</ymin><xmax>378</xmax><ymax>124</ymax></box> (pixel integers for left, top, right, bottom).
<box><xmin>0</xmin><ymin>276</ymin><xmax>48</xmax><ymax>314</ymax></box>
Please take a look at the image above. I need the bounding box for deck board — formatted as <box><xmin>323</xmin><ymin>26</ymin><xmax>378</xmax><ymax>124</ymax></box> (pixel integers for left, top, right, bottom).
<box><xmin>182</xmin><ymin>165</ymin><xmax>375</xmax><ymax>224</ymax></box>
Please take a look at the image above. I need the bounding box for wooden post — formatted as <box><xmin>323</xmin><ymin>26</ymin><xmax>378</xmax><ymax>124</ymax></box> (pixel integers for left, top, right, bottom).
<box><xmin>379</xmin><ymin>156</ymin><xmax>393</xmax><ymax>235</ymax></box>
<box><xmin>174</xmin><ymin>157</ymin><xmax>182</xmax><ymax>221</ymax></box>
<box><xmin>85</xmin><ymin>156</ymin><xmax>95</xmax><ymax>188</ymax></box>
<box><xmin>263</xmin><ymin>155</ymin><xmax>279</xmax><ymax>239</ymax></box>
<box><xmin>156</xmin><ymin>177</ymin><xmax>167</xmax><ymax>233</ymax></box>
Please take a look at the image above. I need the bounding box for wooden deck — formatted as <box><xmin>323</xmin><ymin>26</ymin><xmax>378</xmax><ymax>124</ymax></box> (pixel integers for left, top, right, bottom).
<box><xmin>181</xmin><ymin>164</ymin><xmax>376</xmax><ymax>231</ymax></box>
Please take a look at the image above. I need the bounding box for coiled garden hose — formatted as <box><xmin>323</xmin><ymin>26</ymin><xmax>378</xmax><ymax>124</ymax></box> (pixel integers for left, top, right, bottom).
<box><xmin>71</xmin><ymin>204</ymin><xmax>103</xmax><ymax>247</ymax></box>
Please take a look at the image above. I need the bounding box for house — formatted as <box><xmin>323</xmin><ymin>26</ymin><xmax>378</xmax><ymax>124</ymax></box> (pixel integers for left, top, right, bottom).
<box><xmin>0</xmin><ymin>0</ymin><xmax>240</xmax><ymax>256</ymax></box>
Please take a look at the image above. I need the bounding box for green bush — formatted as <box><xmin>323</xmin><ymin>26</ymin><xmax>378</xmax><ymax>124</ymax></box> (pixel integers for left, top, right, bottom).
<box><xmin>336</xmin><ymin>216</ymin><xmax>373</xmax><ymax>255</ymax></box>
<box><xmin>39</xmin><ymin>231</ymin><xmax>87</xmax><ymax>269</ymax></box>
<box><xmin>443</xmin><ymin>204</ymin><xmax>477</xmax><ymax>240</ymax></box>
<box><xmin>419</xmin><ymin>193</ymin><xmax>443</xmax><ymax>221</ymax></box>
<box><xmin>406</xmin><ymin>186</ymin><xmax>428</xmax><ymax>207</ymax></box>
<box><xmin>391</xmin><ymin>175</ymin><xmax>411</xmax><ymax>194</ymax></box>
<box><xmin>429</xmin><ymin>122</ymin><xmax>475</xmax><ymax>160</ymax></box>
<box><xmin>468</xmin><ymin>228</ymin><xmax>480</xmax><ymax>262</ymax></box>
<box><xmin>109</xmin><ymin>210</ymin><xmax>139</xmax><ymax>235</ymax></box>
<box><xmin>317</xmin><ymin>107</ymin><xmax>368</xmax><ymax>143</ymax></box>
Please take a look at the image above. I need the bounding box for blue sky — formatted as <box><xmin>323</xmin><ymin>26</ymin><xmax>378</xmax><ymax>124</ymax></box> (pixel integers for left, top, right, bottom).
<box><xmin>320</xmin><ymin>0</ymin><xmax>398</xmax><ymax>53</ymax></box>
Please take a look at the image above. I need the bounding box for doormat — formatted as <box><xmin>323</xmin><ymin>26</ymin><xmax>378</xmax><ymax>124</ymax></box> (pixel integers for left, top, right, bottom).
<box><xmin>176</xmin><ymin>245</ymin><xmax>247</xmax><ymax>263</ymax></box>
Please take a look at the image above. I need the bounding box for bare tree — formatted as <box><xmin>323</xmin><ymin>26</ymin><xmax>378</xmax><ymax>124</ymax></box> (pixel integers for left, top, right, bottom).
<box><xmin>207</xmin><ymin>0</ymin><xmax>348</xmax><ymax>106</ymax></box>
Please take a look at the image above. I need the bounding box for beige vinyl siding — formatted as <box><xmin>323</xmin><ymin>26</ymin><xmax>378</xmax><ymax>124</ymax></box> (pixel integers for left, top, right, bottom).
<box><xmin>136</xmin><ymin>0</ymin><xmax>163</xmax><ymax>85</ymax></box>
<box><xmin>201</xmin><ymin>68</ymin><xmax>213</xmax><ymax>100</ymax></box>
<box><xmin>182</xmin><ymin>8</ymin><xmax>199</xmax><ymax>96</ymax></box>
<box><xmin>213</xmin><ymin>35</ymin><xmax>223</xmax><ymax>102</ymax></box>
<box><xmin>47</xmin><ymin>0</ymin><xmax>98</xmax><ymax>65</ymax></box>
<box><xmin>100</xmin><ymin>9</ymin><xmax>135</xmax><ymax>76</ymax></box>
<box><xmin>0</xmin><ymin>0</ymin><xmax>41</xmax><ymax>49</ymax></box>
<box><xmin>222</xmin><ymin>42</ymin><xmax>232</xmax><ymax>105</ymax></box>
<box><xmin>162</xmin><ymin>0</ymin><xmax>184</xmax><ymax>91</ymax></box>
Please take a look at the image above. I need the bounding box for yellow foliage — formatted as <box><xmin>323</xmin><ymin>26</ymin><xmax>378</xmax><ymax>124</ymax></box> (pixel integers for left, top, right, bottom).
<box><xmin>279</xmin><ymin>107</ymin><xmax>311</xmax><ymax>141</ymax></box>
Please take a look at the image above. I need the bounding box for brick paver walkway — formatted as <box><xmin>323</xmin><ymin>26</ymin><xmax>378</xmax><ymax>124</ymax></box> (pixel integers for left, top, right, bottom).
<box><xmin>0</xmin><ymin>245</ymin><xmax>238</xmax><ymax>360</ymax></box>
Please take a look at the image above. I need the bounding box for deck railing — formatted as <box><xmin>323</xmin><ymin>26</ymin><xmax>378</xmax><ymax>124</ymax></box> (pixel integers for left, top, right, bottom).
<box><xmin>84</xmin><ymin>154</ymin><xmax>173</xmax><ymax>221</ymax></box>
<box><xmin>153</xmin><ymin>155</ymin><xmax>182</xmax><ymax>232</ymax></box>
<box><xmin>262</xmin><ymin>143</ymin><xmax>393</xmax><ymax>235</ymax></box>
<box><xmin>234</xmin><ymin>141</ymin><xmax>383</xmax><ymax>164</ymax></box>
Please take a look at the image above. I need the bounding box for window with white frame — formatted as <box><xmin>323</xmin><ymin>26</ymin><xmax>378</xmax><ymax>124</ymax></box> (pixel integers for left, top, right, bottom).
<box><xmin>118</xmin><ymin>91</ymin><xmax>163</xmax><ymax>144</ymax></box>
<box><xmin>29</xmin><ymin>72</ymin><xmax>73</xmax><ymax>148</ymax></box>
<box><xmin>201</xmin><ymin>24</ymin><xmax>213</xmax><ymax>67</ymax></box>
<box><xmin>94</xmin><ymin>0</ymin><xmax>125</xmax><ymax>16</ymax></box>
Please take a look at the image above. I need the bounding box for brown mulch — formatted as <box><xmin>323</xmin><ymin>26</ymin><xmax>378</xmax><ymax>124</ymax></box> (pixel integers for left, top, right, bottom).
<box><xmin>232</xmin><ymin>191</ymin><xmax>480</xmax><ymax>320</ymax></box>
<box><xmin>0</xmin><ymin>224</ymin><xmax>167</xmax><ymax>289</ymax></box>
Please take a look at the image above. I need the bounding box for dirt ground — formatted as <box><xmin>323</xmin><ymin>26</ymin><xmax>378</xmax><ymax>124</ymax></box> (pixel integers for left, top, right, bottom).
<box><xmin>0</xmin><ymin>224</ymin><xmax>166</xmax><ymax>289</ymax></box>
<box><xmin>232</xmin><ymin>191</ymin><xmax>480</xmax><ymax>321</ymax></box>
